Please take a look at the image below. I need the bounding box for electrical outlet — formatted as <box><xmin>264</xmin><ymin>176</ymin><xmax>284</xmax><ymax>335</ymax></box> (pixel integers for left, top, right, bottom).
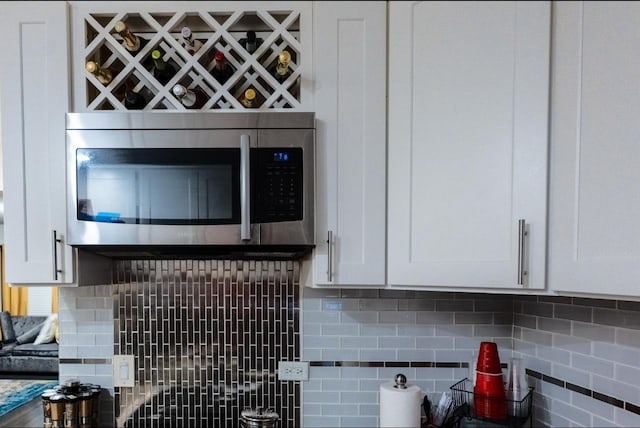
<box><xmin>113</xmin><ymin>354</ymin><xmax>135</xmax><ymax>387</ymax></box>
<box><xmin>278</xmin><ymin>361</ymin><xmax>309</xmax><ymax>381</ymax></box>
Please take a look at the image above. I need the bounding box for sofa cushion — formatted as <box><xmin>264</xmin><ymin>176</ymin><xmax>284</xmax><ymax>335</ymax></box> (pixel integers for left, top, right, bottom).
<box><xmin>10</xmin><ymin>342</ymin><xmax>59</xmax><ymax>358</ymax></box>
<box><xmin>34</xmin><ymin>314</ymin><xmax>58</xmax><ymax>345</ymax></box>
<box><xmin>12</xmin><ymin>315</ymin><xmax>47</xmax><ymax>337</ymax></box>
<box><xmin>16</xmin><ymin>322</ymin><xmax>44</xmax><ymax>344</ymax></box>
<box><xmin>0</xmin><ymin>342</ymin><xmax>16</xmax><ymax>356</ymax></box>
<box><xmin>0</xmin><ymin>311</ymin><xmax>16</xmax><ymax>343</ymax></box>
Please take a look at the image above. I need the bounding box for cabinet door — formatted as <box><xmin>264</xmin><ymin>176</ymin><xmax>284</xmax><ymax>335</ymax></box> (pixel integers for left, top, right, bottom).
<box><xmin>312</xmin><ymin>2</ymin><xmax>386</xmax><ymax>286</ymax></box>
<box><xmin>549</xmin><ymin>2</ymin><xmax>640</xmax><ymax>297</ymax></box>
<box><xmin>0</xmin><ymin>2</ymin><xmax>74</xmax><ymax>284</ymax></box>
<box><xmin>387</xmin><ymin>1</ymin><xmax>549</xmax><ymax>289</ymax></box>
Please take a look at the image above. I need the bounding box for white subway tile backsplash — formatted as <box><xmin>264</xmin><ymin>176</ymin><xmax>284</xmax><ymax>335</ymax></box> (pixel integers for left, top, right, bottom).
<box><xmin>323</xmin><ymin>298</ymin><xmax>358</xmax><ymax>311</ymax></box>
<box><xmin>303</xmin><ymin>391</ymin><xmax>342</xmax><ymax>404</ymax></box>
<box><xmin>572</xmin><ymin>321</ymin><xmax>617</xmax><ymax>343</ymax></box>
<box><xmin>552</xmin><ymin>334</ymin><xmax>591</xmax><ymax>355</ymax></box>
<box><xmin>572</xmin><ymin>392</ymin><xmax>615</xmax><ymax>422</ymax></box>
<box><xmin>340</xmin><ymin>367</ymin><xmax>379</xmax><ymax>379</ymax></box>
<box><xmin>416</xmin><ymin>336</ymin><xmax>453</xmax><ymax>349</ymax></box>
<box><xmin>616</xmin><ymin>328</ymin><xmax>640</xmax><ymax>348</ymax></box>
<box><xmin>399</xmin><ymin>298</ymin><xmax>436</xmax><ymax>311</ymax></box>
<box><xmin>303</xmin><ymin>310</ymin><xmax>341</xmax><ymax>324</ymax></box>
<box><xmin>359</xmin><ymin>349</ymin><xmax>396</xmax><ymax>360</ymax></box>
<box><xmin>591</xmin><ymin>415</ymin><xmax>618</xmax><ymax>427</ymax></box>
<box><xmin>398</xmin><ymin>324</ymin><xmax>434</xmax><ymax>336</ymax></box>
<box><xmin>322</xmin><ymin>349</ymin><xmax>360</xmax><ymax>360</ymax></box>
<box><xmin>434</xmin><ymin>324</ymin><xmax>473</xmax><ymax>337</ymax></box>
<box><xmin>378</xmin><ymin>336</ymin><xmax>415</xmax><ymax>349</ymax></box>
<box><xmin>303</xmin><ymin>415</ymin><xmax>340</xmax><ymax>427</ymax></box>
<box><xmin>302</xmin><ymin>349</ymin><xmax>323</xmax><ymax>361</ymax></box>
<box><xmin>594</xmin><ymin>308</ymin><xmax>640</xmax><ymax>328</ymax></box>
<box><xmin>304</xmin><ymin>336</ymin><xmax>340</xmax><ymax>349</ymax></box>
<box><xmin>321</xmin><ymin>379</ymin><xmax>359</xmax><ymax>392</ymax></box>
<box><xmin>551</xmin><ymin>364</ymin><xmax>589</xmax><ymax>388</ymax></box>
<box><xmin>615</xmin><ymin>406</ymin><xmax>640</xmax><ymax>426</ymax></box>
<box><xmin>341</xmin><ymin>311</ymin><xmax>378</xmax><ymax>324</ymax></box>
<box><xmin>378</xmin><ymin>311</ymin><xmax>415</xmax><ymax>324</ymax></box>
<box><xmin>537</xmin><ymin>345</ymin><xmax>571</xmax><ymax>366</ymax></box>
<box><xmin>571</xmin><ymin>353</ymin><xmax>614</xmax><ymax>378</ymax></box>
<box><xmin>339</xmin><ymin>336</ymin><xmax>378</xmax><ymax>349</ymax></box>
<box><xmin>454</xmin><ymin>312</ymin><xmax>493</xmax><ymax>324</ymax></box>
<box><xmin>361</xmin><ymin>324</ymin><xmax>397</xmax><ymax>336</ymax></box>
<box><xmin>473</xmin><ymin>324</ymin><xmax>512</xmax><ymax>337</ymax></box>
<box><xmin>538</xmin><ymin>317</ymin><xmax>572</xmax><ymax>335</ymax></box>
<box><xmin>593</xmin><ymin>342</ymin><xmax>640</xmax><ymax>366</ymax></box>
<box><xmin>320</xmin><ymin>404</ymin><xmax>359</xmax><ymax>416</ymax></box>
<box><xmin>551</xmin><ymin>400</ymin><xmax>592</xmax><ymax>426</ymax></box>
<box><xmin>522</xmin><ymin>328</ymin><xmax>553</xmax><ymax>346</ymax></box>
<box><xmin>340</xmin><ymin>416</ymin><xmax>378</xmax><ymax>427</ymax></box>
<box><xmin>416</xmin><ymin>311</ymin><xmax>454</xmax><ymax>324</ymax></box>
<box><xmin>322</xmin><ymin>324</ymin><xmax>358</xmax><ymax>336</ymax></box>
<box><xmin>358</xmin><ymin>299</ymin><xmax>397</xmax><ymax>311</ymax></box>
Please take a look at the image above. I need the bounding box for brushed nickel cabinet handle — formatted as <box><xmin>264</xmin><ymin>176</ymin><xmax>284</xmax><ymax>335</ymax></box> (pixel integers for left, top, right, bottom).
<box><xmin>240</xmin><ymin>134</ymin><xmax>251</xmax><ymax>241</ymax></box>
<box><xmin>327</xmin><ymin>230</ymin><xmax>333</xmax><ymax>282</ymax></box>
<box><xmin>518</xmin><ymin>219</ymin><xmax>528</xmax><ymax>286</ymax></box>
<box><xmin>52</xmin><ymin>230</ymin><xmax>63</xmax><ymax>280</ymax></box>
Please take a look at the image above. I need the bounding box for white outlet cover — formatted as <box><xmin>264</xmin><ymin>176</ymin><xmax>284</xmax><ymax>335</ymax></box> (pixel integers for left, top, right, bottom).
<box><xmin>113</xmin><ymin>354</ymin><xmax>135</xmax><ymax>387</ymax></box>
<box><xmin>278</xmin><ymin>361</ymin><xmax>309</xmax><ymax>381</ymax></box>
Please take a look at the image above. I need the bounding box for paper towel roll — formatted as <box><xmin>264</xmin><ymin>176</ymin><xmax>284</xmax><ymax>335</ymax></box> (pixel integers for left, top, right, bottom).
<box><xmin>379</xmin><ymin>380</ymin><xmax>422</xmax><ymax>428</ymax></box>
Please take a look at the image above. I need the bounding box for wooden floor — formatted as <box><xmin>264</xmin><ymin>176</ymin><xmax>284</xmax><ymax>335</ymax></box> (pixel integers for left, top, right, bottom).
<box><xmin>0</xmin><ymin>395</ymin><xmax>43</xmax><ymax>427</ymax></box>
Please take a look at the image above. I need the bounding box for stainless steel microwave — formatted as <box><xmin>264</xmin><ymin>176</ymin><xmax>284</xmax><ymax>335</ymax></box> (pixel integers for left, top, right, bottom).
<box><xmin>66</xmin><ymin>112</ymin><xmax>315</xmax><ymax>257</ymax></box>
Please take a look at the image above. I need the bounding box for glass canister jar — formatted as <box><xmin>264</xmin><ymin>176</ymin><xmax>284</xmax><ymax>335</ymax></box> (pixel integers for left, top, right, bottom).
<box><xmin>41</xmin><ymin>389</ymin><xmax>57</xmax><ymax>428</ymax></box>
<box><xmin>77</xmin><ymin>391</ymin><xmax>93</xmax><ymax>428</ymax></box>
<box><xmin>63</xmin><ymin>394</ymin><xmax>79</xmax><ymax>428</ymax></box>
<box><xmin>49</xmin><ymin>394</ymin><xmax>66</xmax><ymax>428</ymax></box>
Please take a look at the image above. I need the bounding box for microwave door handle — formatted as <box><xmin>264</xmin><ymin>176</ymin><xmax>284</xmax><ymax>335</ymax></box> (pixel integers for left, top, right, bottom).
<box><xmin>240</xmin><ymin>134</ymin><xmax>251</xmax><ymax>241</ymax></box>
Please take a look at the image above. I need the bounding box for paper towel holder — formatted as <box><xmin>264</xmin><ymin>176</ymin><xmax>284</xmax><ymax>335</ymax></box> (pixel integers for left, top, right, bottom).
<box><xmin>393</xmin><ymin>373</ymin><xmax>407</xmax><ymax>389</ymax></box>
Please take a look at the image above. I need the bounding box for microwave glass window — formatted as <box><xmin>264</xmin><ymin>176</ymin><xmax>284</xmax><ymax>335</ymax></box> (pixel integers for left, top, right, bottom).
<box><xmin>76</xmin><ymin>148</ymin><xmax>240</xmax><ymax>224</ymax></box>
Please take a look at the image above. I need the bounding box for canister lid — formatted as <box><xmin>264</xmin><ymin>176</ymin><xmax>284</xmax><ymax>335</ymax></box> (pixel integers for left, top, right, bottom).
<box><xmin>241</xmin><ymin>408</ymin><xmax>279</xmax><ymax>422</ymax></box>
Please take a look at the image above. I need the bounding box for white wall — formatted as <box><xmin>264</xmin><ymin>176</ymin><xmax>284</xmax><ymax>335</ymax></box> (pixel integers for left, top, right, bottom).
<box><xmin>27</xmin><ymin>287</ymin><xmax>53</xmax><ymax>315</ymax></box>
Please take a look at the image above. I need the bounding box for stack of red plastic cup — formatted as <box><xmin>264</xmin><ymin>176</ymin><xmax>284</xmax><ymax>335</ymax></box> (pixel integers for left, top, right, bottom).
<box><xmin>473</xmin><ymin>341</ymin><xmax>507</xmax><ymax>420</ymax></box>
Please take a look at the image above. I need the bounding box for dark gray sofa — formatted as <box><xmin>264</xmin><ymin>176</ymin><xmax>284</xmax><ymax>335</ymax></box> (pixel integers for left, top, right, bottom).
<box><xmin>0</xmin><ymin>312</ymin><xmax>59</xmax><ymax>374</ymax></box>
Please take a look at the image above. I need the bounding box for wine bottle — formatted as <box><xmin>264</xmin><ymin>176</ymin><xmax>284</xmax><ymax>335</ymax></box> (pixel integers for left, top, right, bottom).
<box><xmin>180</xmin><ymin>26</ymin><xmax>203</xmax><ymax>55</ymax></box>
<box><xmin>85</xmin><ymin>61</ymin><xmax>112</xmax><ymax>85</ymax></box>
<box><xmin>274</xmin><ymin>50</ymin><xmax>292</xmax><ymax>83</ymax></box>
<box><xmin>239</xmin><ymin>88</ymin><xmax>260</xmax><ymax>108</ymax></box>
<box><xmin>151</xmin><ymin>50</ymin><xmax>177</xmax><ymax>85</ymax></box>
<box><xmin>172</xmin><ymin>84</ymin><xmax>206</xmax><ymax>109</ymax></box>
<box><xmin>114</xmin><ymin>20</ymin><xmax>146</xmax><ymax>54</ymax></box>
<box><xmin>210</xmin><ymin>51</ymin><xmax>234</xmax><ymax>84</ymax></box>
<box><xmin>239</xmin><ymin>30</ymin><xmax>262</xmax><ymax>54</ymax></box>
<box><xmin>123</xmin><ymin>90</ymin><xmax>147</xmax><ymax>110</ymax></box>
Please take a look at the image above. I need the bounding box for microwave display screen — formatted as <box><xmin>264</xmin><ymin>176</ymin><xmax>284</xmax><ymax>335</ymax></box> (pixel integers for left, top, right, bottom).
<box><xmin>273</xmin><ymin>151</ymin><xmax>290</xmax><ymax>162</ymax></box>
<box><xmin>75</xmin><ymin>148</ymin><xmax>240</xmax><ymax>225</ymax></box>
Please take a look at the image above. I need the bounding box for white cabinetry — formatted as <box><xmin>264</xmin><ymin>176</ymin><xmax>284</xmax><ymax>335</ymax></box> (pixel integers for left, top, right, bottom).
<box><xmin>310</xmin><ymin>1</ymin><xmax>386</xmax><ymax>286</ymax></box>
<box><xmin>387</xmin><ymin>1</ymin><xmax>550</xmax><ymax>289</ymax></box>
<box><xmin>0</xmin><ymin>2</ymin><xmax>75</xmax><ymax>285</ymax></box>
<box><xmin>549</xmin><ymin>1</ymin><xmax>640</xmax><ymax>298</ymax></box>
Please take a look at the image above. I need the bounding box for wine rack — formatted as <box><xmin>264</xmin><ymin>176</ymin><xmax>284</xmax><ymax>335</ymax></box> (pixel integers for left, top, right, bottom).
<box><xmin>70</xmin><ymin>2</ymin><xmax>312</xmax><ymax>111</ymax></box>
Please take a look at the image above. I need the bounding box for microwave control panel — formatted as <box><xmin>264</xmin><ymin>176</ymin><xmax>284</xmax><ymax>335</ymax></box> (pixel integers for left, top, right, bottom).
<box><xmin>253</xmin><ymin>148</ymin><xmax>304</xmax><ymax>223</ymax></box>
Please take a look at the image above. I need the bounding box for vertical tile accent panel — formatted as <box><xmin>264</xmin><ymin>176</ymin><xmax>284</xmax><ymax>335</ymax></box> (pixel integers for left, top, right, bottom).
<box><xmin>113</xmin><ymin>260</ymin><xmax>300</xmax><ymax>427</ymax></box>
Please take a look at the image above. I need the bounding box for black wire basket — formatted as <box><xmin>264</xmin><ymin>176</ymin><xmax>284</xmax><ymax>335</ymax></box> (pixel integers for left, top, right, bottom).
<box><xmin>449</xmin><ymin>378</ymin><xmax>534</xmax><ymax>428</ymax></box>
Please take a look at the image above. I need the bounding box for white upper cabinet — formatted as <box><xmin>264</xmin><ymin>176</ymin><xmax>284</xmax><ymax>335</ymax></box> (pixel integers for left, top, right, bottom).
<box><xmin>311</xmin><ymin>1</ymin><xmax>387</xmax><ymax>286</ymax></box>
<box><xmin>549</xmin><ymin>1</ymin><xmax>640</xmax><ymax>298</ymax></box>
<box><xmin>387</xmin><ymin>1</ymin><xmax>550</xmax><ymax>289</ymax></box>
<box><xmin>0</xmin><ymin>1</ymin><xmax>75</xmax><ymax>284</ymax></box>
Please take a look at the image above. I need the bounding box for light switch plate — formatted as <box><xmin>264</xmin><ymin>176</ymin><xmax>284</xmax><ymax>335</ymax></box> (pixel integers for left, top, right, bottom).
<box><xmin>113</xmin><ymin>354</ymin><xmax>135</xmax><ymax>387</ymax></box>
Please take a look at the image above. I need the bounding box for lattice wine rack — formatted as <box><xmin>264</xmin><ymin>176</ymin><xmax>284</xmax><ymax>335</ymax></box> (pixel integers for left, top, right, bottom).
<box><xmin>70</xmin><ymin>2</ymin><xmax>312</xmax><ymax>111</ymax></box>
